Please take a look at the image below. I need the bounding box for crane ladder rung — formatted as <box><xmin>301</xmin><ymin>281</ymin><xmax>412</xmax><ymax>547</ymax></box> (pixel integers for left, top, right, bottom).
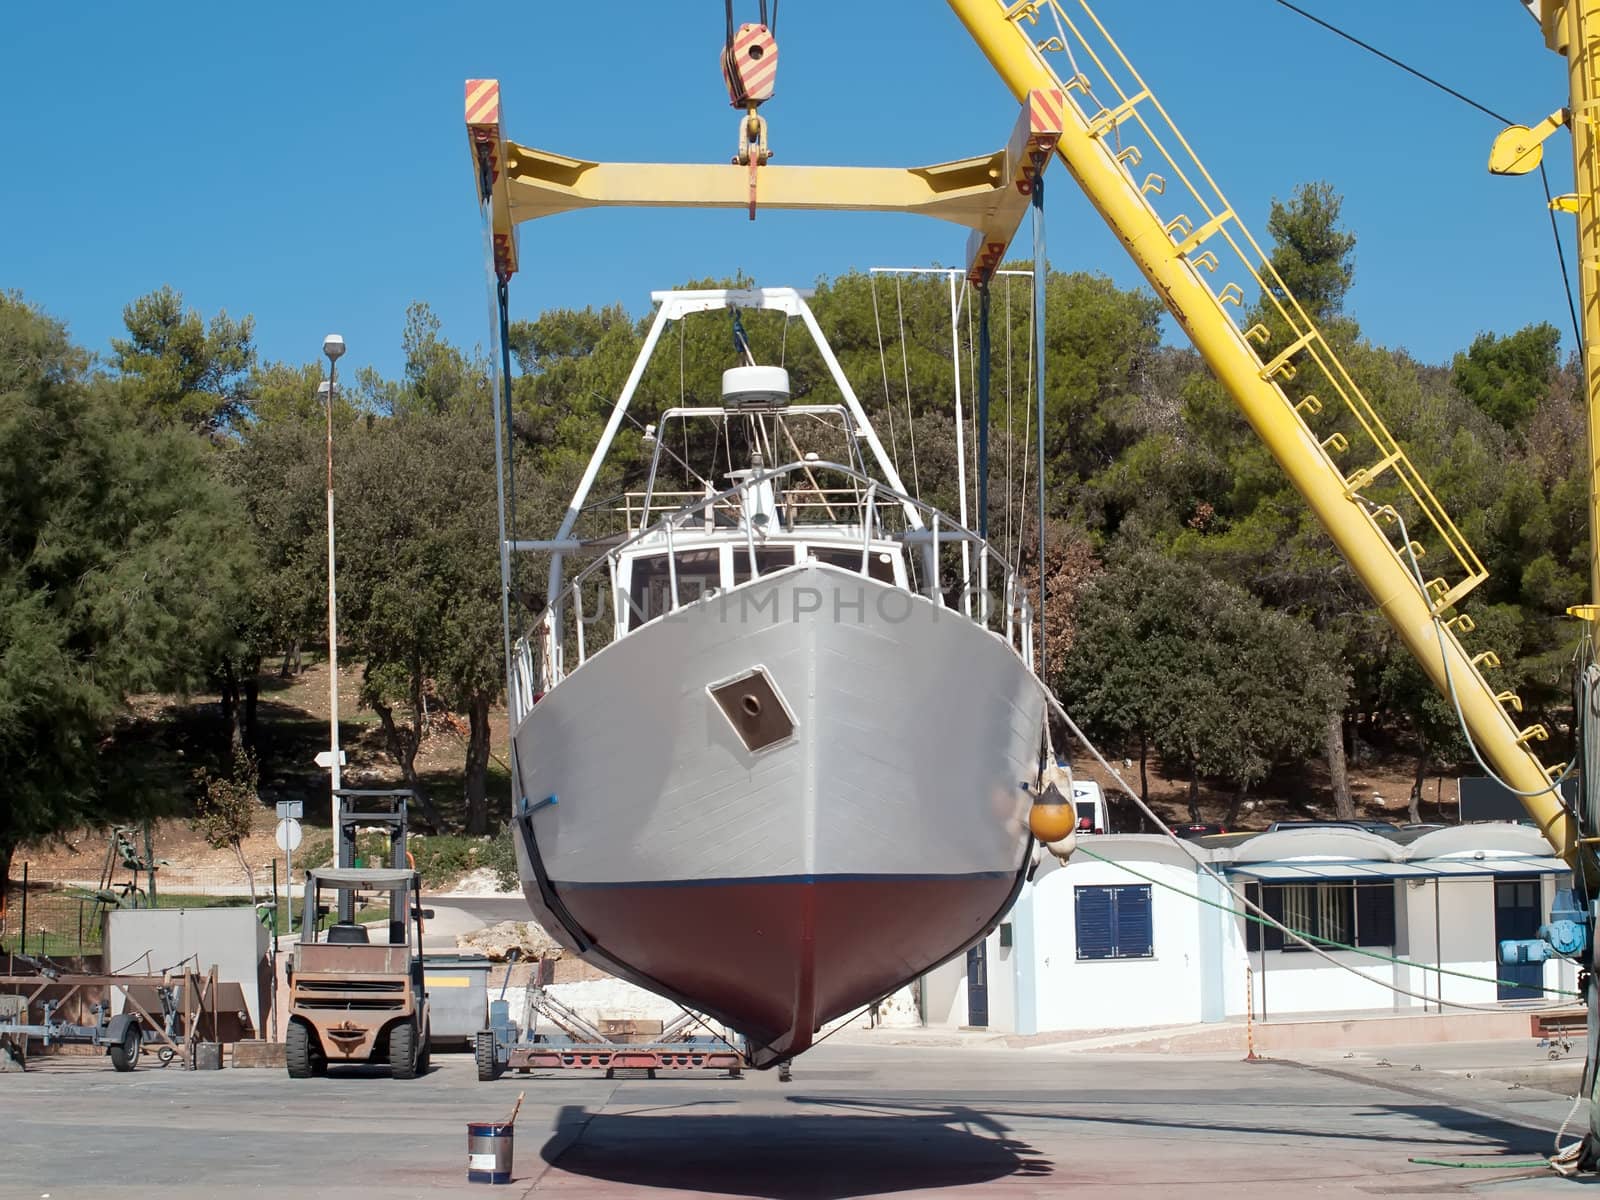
<box><xmin>1341</xmin><ymin>452</ymin><xmax>1401</xmax><ymax>494</ymax></box>
<box><xmin>1174</xmin><ymin>209</ymin><xmax>1234</xmax><ymax>258</ymax></box>
<box><xmin>1259</xmin><ymin>329</ymin><xmax>1318</xmax><ymax>382</ymax></box>
<box><xmin>1085</xmin><ymin>88</ymin><xmax>1151</xmax><ymax>139</ymax></box>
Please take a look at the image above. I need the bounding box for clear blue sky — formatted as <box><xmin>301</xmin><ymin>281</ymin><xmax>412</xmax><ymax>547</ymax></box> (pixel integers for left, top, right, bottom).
<box><xmin>0</xmin><ymin>2</ymin><xmax>1577</xmax><ymax>385</ymax></box>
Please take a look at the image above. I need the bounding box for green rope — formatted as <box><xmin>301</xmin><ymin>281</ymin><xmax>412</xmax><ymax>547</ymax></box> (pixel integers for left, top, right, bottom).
<box><xmin>1407</xmin><ymin>1157</ymin><xmax>1548</xmax><ymax>1169</ymax></box>
<box><xmin>1073</xmin><ymin>845</ymin><xmax>1581</xmax><ymax>998</ymax></box>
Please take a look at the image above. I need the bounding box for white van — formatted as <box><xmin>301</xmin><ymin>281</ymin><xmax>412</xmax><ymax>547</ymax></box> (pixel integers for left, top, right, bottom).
<box><xmin>1071</xmin><ymin>780</ymin><xmax>1108</xmax><ymax>834</ymax></box>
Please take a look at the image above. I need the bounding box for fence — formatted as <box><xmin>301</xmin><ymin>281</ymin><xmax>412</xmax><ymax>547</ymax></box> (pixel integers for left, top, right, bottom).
<box><xmin>3</xmin><ymin>854</ymin><xmax>281</xmax><ymax>962</ymax></box>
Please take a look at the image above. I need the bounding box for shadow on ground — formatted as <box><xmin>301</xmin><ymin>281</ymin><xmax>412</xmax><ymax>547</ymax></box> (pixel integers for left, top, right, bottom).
<box><xmin>540</xmin><ymin>1102</ymin><xmax>1053</xmax><ymax>1198</ymax></box>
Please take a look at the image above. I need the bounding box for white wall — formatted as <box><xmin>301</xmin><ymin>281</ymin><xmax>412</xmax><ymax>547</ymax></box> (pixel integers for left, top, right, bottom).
<box><xmin>921</xmin><ymin>921</ymin><xmax>1017</xmax><ymax>1032</ymax></box>
<box><xmin>919</xmin><ymin>840</ymin><xmax>1581</xmax><ymax>1036</ymax></box>
<box><xmin>1394</xmin><ymin>874</ymin><xmax>1578</xmax><ymax>1010</ymax></box>
<box><xmin>1031</xmin><ymin>853</ymin><xmax>1206</xmax><ymax>1032</ymax></box>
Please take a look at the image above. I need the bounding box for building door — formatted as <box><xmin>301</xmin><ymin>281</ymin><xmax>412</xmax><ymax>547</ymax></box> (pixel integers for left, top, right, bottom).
<box><xmin>1494</xmin><ymin>877</ymin><xmax>1544</xmax><ymax>1001</ymax></box>
<box><xmin>965</xmin><ymin>943</ymin><xmax>988</xmax><ymax>1027</ymax></box>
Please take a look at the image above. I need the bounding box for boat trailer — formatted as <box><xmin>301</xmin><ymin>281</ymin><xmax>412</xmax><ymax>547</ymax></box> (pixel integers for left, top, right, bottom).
<box><xmin>474</xmin><ymin>981</ymin><xmax>746</xmax><ymax>1080</ymax></box>
<box><xmin>0</xmin><ymin>963</ymin><xmax>222</xmax><ymax>1071</ymax></box>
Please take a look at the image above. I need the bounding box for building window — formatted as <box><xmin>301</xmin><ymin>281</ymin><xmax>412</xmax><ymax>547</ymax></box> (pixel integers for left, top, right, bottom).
<box><xmin>1244</xmin><ymin>881</ymin><xmax>1396</xmax><ymax>952</ymax></box>
<box><xmin>1075</xmin><ymin>884</ymin><xmax>1153</xmax><ymax>960</ymax></box>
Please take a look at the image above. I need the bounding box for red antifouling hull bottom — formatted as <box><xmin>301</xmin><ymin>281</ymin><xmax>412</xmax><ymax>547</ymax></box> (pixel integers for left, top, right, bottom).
<box><xmin>555</xmin><ymin>873</ymin><xmax>1017</xmax><ymax>1062</ymax></box>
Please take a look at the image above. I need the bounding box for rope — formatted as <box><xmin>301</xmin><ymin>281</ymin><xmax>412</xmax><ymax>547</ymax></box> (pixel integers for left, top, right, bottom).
<box><xmin>978</xmin><ymin>284</ymin><xmax>992</xmax><ymax>540</ymax></box>
<box><xmin>1363</xmin><ymin>497</ymin><xmax>1578</xmax><ymax>802</ymax></box>
<box><xmin>870</xmin><ymin>274</ymin><xmax>903</xmax><ymax>478</ymax></box>
<box><xmin>894</xmin><ymin>276</ymin><xmax>922</xmax><ymax>498</ymax></box>
<box><xmin>1039</xmin><ymin>686</ymin><xmax>1580</xmax><ymax>1013</ymax></box>
<box><xmin>1554</xmin><ymin>1087</ymin><xmax>1588</xmax><ymax>1166</ymax></box>
<box><xmin>1015</xmin><ymin>277</ymin><xmax>1035</xmax><ymax>578</ymax></box>
<box><xmin>1004</xmin><ymin>277</ymin><xmax>1014</xmax><ymax>567</ymax></box>
<box><xmin>966</xmin><ymin>280</ymin><xmax>980</xmax><ymax>530</ymax></box>
<box><xmin>1032</xmin><ymin>176</ymin><xmax>1049</xmax><ymax>680</ymax></box>
<box><xmin>1408</xmin><ymin>1158</ymin><xmax>1550</xmax><ymax>1169</ymax></box>
<box><xmin>1073</xmin><ymin>843</ymin><xmax>1579</xmax><ymax>997</ymax></box>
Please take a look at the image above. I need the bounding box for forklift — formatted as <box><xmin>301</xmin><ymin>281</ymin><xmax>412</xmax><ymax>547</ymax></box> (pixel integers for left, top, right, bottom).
<box><xmin>284</xmin><ymin>790</ymin><xmax>433</xmax><ymax>1079</ymax></box>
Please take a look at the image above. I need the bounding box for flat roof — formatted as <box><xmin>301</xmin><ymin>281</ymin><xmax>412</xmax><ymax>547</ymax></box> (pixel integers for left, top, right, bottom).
<box><xmin>1226</xmin><ymin>856</ymin><xmax>1570</xmax><ymax>882</ymax></box>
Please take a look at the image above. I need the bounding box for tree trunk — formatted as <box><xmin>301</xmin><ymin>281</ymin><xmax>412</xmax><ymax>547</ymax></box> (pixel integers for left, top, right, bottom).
<box><xmin>244</xmin><ymin>676</ymin><xmax>259</xmax><ymax>747</ymax></box>
<box><xmin>1326</xmin><ymin>712</ymin><xmax>1354</xmax><ymax>820</ymax></box>
<box><xmin>0</xmin><ymin>841</ymin><xmax>13</xmax><ymax>918</ymax></box>
<box><xmin>371</xmin><ymin>699</ymin><xmax>447</xmax><ymax>831</ymax></box>
<box><xmin>1226</xmin><ymin>780</ymin><xmax>1249</xmax><ymax>830</ymax></box>
<box><xmin>463</xmin><ymin>695</ymin><xmax>493</xmax><ymax>835</ymax></box>
<box><xmin>1137</xmin><ymin>730</ymin><xmax>1150</xmax><ymax>834</ymax></box>
<box><xmin>232</xmin><ymin>842</ymin><xmax>257</xmax><ymax>905</ymax></box>
<box><xmin>1187</xmin><ymin>758</ymin><xmax>1201</xmax><ymax>825</ymax></box>
<box><xmin>220</xmin><ymin>666</ymin><xmax>242</xmax><ymax>754</ymax></box>
<box><xmin>1137</xmin><ymin>730</ymin><xmax>1150</xmax><ymax>803</ymax></box>
<box><xmin>1408</xmin><ymin>747</ymin><xmax>1429</xmax><ymax>826</ymax></box>
<box><xmin>280</xmin><ymin>642</ymin><xmax>302</xmax><ymax>677</ymax></box>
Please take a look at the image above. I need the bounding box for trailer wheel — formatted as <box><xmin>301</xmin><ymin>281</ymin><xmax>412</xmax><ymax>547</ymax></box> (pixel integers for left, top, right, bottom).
<box><xmin>286</xmin><ymin>1020</ymin><xmax>316</xmax><ymax>1079</ymax></box>
<box><xmin>109</xmin><ymin>1024</ymin><xmax>141</xmax><ymax>1072</ymax></box>
<box><xmin>475</xmin><ymin>1030</ymin><xmax>503</xmax><ymax>1081</ymax></box>
<box><xmin>389</xmin><ymin>1020</ymin><xmax>418</xmax><ymax>1079</ymax></box>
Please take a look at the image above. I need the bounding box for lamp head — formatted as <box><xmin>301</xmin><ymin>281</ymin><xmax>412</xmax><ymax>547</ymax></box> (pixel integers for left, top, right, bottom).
<box><xmin>322</xmin><ymin>334</ymin><xmax>346</xmax><ymax>362</ymax></box>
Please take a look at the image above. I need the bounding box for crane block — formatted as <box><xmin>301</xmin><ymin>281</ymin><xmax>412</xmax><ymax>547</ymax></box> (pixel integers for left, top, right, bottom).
<box><xmin>964</xmin><ymin>88</ymin><xmax>1064</xmax><ymax>284</ymax></box>
<box><xmin>465</xmin><ymin>79</ymin><xmax>518</xmax><ymax>281</ymax></box>
<box><xmin>722</xmin><ymin>24</ymin><xmax>778</xmax><ymax>107</ymax></box>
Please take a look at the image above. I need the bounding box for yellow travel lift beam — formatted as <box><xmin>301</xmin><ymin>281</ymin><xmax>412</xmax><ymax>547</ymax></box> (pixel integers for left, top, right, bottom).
<box><xmin>465</xmin><ymin>78</ymin><xmax>1063</xmax><ymax>287</ymax></box>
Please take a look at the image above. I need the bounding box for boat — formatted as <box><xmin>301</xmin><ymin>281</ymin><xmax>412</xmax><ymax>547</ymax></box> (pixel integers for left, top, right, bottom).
<box><xmin>505</xmin><ymin>285</ymin><xmax>1048</xmax><ymax>1066</ymax></box>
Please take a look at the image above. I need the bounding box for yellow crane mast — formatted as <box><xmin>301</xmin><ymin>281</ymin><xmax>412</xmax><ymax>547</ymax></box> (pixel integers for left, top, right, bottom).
<box><xmin>944</xmin><ymin>0</ymin><xmax>1584</xmax><ymax>872</ymax></box>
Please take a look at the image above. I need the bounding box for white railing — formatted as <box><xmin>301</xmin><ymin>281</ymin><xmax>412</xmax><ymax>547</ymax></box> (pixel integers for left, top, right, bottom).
<box><xmin>511</xmin><ymin>461</ymin><xmax>1036</xmax><ymax>722</ymax></box>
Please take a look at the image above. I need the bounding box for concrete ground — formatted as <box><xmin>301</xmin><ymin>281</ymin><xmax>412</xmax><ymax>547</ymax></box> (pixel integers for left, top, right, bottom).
<box><xmin>6</xmin><ymin>1037</ymin><xmax>1599</xmax><ymax>1199</ymax></box>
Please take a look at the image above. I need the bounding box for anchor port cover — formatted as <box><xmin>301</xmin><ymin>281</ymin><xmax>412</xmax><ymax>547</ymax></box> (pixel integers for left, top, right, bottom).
<box><xmin>707</xmin><ymin>667</ymin><xmax>795</xmax><ymax>753</ymax></box>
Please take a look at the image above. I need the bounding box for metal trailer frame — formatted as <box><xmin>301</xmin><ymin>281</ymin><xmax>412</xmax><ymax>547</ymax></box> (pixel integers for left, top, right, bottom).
<box><xmin>0</xmin><ymin>967</ymin><xmax>219</xmax><ymax>1071</ymax></box>
<box><xmin>474</xmin><ymin>983</ymin><xmax>747</xmax><ymax>1081</ymax></box>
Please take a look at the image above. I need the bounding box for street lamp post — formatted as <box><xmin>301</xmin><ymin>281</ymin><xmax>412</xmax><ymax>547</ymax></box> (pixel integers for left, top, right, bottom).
<box><xmin>321</xmin><ymin>335</ymin><xmax>346</xmax><ymax>906</ymax></box>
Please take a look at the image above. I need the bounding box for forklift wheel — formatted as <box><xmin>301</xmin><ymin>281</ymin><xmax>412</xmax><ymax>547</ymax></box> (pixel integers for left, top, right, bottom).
<box><xmin>109</xmin><ymin>1025</ymin><xmax>141</xmax><ymax>1073</ymax></box>
<box><xmin>389</xmin><ymin>1020</ymin><xmax>419</xmax><ymax>1079</ymax></box>
<box><xmin>286</xmin><ymin>1020</ymin><xmax>318</xmax><ymax>1079</ymax></box>
<box><xmin>475</xmin><ymin>1031</ymin><xmax>504</xmax><ymax>1081</ymax></box>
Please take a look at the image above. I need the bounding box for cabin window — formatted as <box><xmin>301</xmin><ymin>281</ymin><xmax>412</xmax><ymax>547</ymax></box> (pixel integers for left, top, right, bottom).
<box><xmin>730</xmin><ymin>546</ymin><xmax>797</xmax><ymax>585</ymax></box>
<box><xmin>808</xmin><ymin>545</ymin><xmax>898</xmax><ymax>584</ymax></box>
<box><xmin>626</xmin><ymin>549</ymin><xmax>723</xmax><ymax>628</ymax></box>
<box><xmin>1074</xmin><ymin>884</ymin><xmax>1153</xmax><ymax>961</ymax></box>
<box><xmin>1243</xmin><ymin>881</ymin><xmax>1395</xmax><ymax>951</ymax></box>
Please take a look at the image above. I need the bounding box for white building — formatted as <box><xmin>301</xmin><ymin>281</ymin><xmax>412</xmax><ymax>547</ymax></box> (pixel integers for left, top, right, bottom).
<box><xmin>923</xmin><ymin>823</ymin><xmax>1578</xmax><ymax>1035</ymax></box>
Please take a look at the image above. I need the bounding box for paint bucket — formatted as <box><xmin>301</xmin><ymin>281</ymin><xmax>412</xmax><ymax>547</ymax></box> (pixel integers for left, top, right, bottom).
<box><xmin>467</xmin><ymin>1121</ymin><xmax>513</xmax><ymax>1184</ymax></box>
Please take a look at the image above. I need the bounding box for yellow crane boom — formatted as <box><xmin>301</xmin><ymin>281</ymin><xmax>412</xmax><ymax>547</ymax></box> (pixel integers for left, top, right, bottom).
<box><xmin>944</xmin><ymin>0</ymin><xmax>1582</xmax><ymax>868</ymax></box>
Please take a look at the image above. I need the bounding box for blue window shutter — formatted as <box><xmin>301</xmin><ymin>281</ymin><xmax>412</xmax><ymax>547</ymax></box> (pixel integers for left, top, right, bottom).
<box><xmin>1115</xmin><ymin>885</ymin><xmax>1153</xmax><ymax>958</ymax></box>
<box><xmin>1075</xmin><ymin>886</ymin><xmax>1115</xmax><ymax>960</ymax></box>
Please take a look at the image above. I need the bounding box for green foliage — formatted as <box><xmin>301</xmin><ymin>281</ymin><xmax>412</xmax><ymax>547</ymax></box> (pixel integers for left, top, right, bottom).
<box><xmin>0</xmin><ymin>293</ymin><xmax>251</xmax><ymax>891</ymax></box>
<box><xmin>1452</xmin><ymin>323</ymin><xmax>1561</xmax><ymax>433</ymax></box>
<box><xmin>192</xmin><ymin>746</ymin><xmax>260</xmax><ymax>850</ymax></box>
<box><xmin>111</xmin><ymin>286</ymin><xmax>256</xmax><ymax>432</ymax></box>
<box><xmin>5</xmin><ymin>173</ymin><xmax>1587</xmax><ymax>845</ymax></box>
<box><xmin>1264</xmin><ymin>181</ymin><xmax>1356</xmax><ymax>326</ymax></box>
<box><xmin>1063</xmin><ymin>549</ymin><xmax>1344</xmax><ymax>817</ymax></box>
<box><xmin>192</xmin><ymin>746</ymin><xmax>262</xmax><ymax>901</ymax></box>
